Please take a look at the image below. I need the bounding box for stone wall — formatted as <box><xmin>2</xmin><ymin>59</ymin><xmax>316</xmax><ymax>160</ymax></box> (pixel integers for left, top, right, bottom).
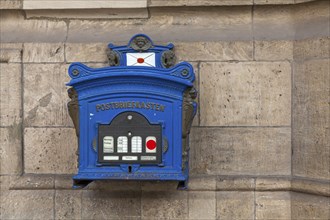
<box><xmin>0</xmin><ymin>0</ymin><xmax>329</xmax><ymax>219</ymax></box>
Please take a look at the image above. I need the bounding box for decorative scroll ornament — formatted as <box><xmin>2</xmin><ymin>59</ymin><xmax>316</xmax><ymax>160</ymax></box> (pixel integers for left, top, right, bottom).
<box><xmin>161</xmin><ymin>50</ymin><xmax>176</xmax><ymax>68</ymax></box>
<box><xmin>107</xmin><ymin>49</ymin><xmax>120</xmax><ymax>66</ymax></box>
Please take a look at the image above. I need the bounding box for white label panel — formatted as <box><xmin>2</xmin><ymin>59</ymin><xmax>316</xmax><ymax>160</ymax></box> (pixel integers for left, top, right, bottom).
<box><xmin>141</xmin><ymin>156</ymin><xmax>157</xmax><ymax>161</ymax></box>
<box><xmin>126</xmin><ymin>53</ymin><xmax>156</xmax><ymax>67</ymax></box>
<box><xmin>122</xmin><ymin>156</ymin><xmax>138</xmax><ymax>161</ymax></box>
<box><xmin>131</xmin><ymin>136</ymin><xmax>142</xmax><ymax>153</ymax></box>
<box><xmin>104</xmin><ymin>156</ymin><xmax>119</xmax><ymax>160</ymax></box>
<box><xmin>103</xmin><ymin>136</ymin><xmax>114</xmax><ymax>153</ymax></box>
<box><xmin>117</xmin><ymin>136</ymin><xmax>128</xmax><ymax>153</ymax></box>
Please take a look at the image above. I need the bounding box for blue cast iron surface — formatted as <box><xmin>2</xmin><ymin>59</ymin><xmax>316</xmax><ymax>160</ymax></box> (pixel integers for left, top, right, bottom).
<box><xmin>67</xmin><ymin>34</ymin><xmax>197</xmax><ymax>189</ymax></box>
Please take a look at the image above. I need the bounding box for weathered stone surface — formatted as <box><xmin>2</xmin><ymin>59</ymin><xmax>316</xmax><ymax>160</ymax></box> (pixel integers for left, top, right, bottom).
<box><xmin>23</xmin><ymin>43</ymin><xmax>65</xmax><ymax>63</ymax></box>
<box><xmin>255</xmin><ymin>177</ymin><xmax>291</xmax><ymax>191</ymax></box>
<box><xmin>0</xmin><ymin>11</ymin><xmax>67</xmax><ymax>43</ymax></box>
<box><xmin>291</xmin><ymin>178</ymin><xmax>330</xmax><ymax>196</ymax></box>
<box><xmin>23</xmin><ymin>0</ymin><xmax>146</xmax><ymax>9</ymax></box>
<box><xmin>0</xmin><ymin>0</ymin><xmax>22</xmax><ymax>9</ymax></box>
<box><xmin>190</xmin><ymin>127</ymin><xmax>291</xmax><ymax>175</ymax></box>
<box><xmin>150</xmin><ymin>0</ymin><xmax>252</xmax><ymax>7</ymax></box>
<box><xmin>0</xmin><ymin>128</ymin><xmax>22</xmax><ymax>175</ymax></box>
<box><xmin>10</xmin><ymin>174</ymin><xmax>54</xmax><ymax>190</ymax></box>
<box><xmin>291</xmin><ymin>192</ymin><xmax>330</xmax><ymax>219</ymax></box>
<box><xmin>254</xmin><ymin>40</ymin><xmax>293</xmax><ymax>60</ymax></box>
<box><xmin>141</xmin><ymin>191</ymin><xmax>188</xmax><ymax>219</ymax></box>
<box><xmin>0</xmin><ymin>190</ymin><xmax>54</xmax><ymax>219</ymax></box>
<box><xmin>55</xmin><ymin>190</ymin><xmax>82</xmax><ymax>220</ymax></box>
<box><xmin>68</xmin><ymin>7</ymin><xmax>252</xmax><ymax>42</ymax></box>
<box><xmin>216</xmin><ymin>191</ymin><xmax>254</xmax><ymax>219</ymax></box>
<box><xmin>254</xmin><ymin>5</ymin><xmax>295</xmax><ymax>40</ymax></box>
<box><xmin>255</xmin><ymin>192</ymin><xmax>291</xmax><ymax>219</ymax></box>
<box><xmin>55</xmin><ymin>174</ymin><xmax>73</xmax><ymax>189</ymax></box>
<box><xmin>24</xmin><ymin>128</ymin><xmax>77</xmax><ymax>174</ymax></box>
<box><xmin>200</xmin><ymin>62</ymin><xmax>291</xmax><ymax>126</ymax></box>
<box><xmin>0</xmin><ymin>43</ymin><xmax>23</xmax><ymax>50</ymax></box>
<box><xmin>189</xmin><ymin>175</ymin><xmax>216</xmax><ymax>191</ymax></box>
<box><xmin>25</xmin><ymin>8</ymin><xmax>148</xmax><ymax>19</ymax></box>
<box><xmin>294</xmin><ymin>1</ymin><xmax>330</xmax><ymax>40</ymax></box>
<box><xmin>0</xmin><ymin>49</ymin><xmax>22</xmax><ymax>62</ymax></box>
<box><xmin>82</xmin><ymin>190</ymin><xmax>141</xmax><ymax>219</ymax></box>
<box><xmin>0</xmin><ymin>63</ymin><xmax>21</xmax><ymax>127</ymax></box>
<box><xmin>293</xmin><ymin>59</ymin><xmax>330</xmax><ymax>180</ymax></box>
<box><xmin>189</xmin><ymin>191</ymin><xmax>216</xmax><ymax>219</ymax></box>
<box><xmin>294</xmin><ymin>37</ymin><xmax>330</xmax><ymax>60</ymax></box>
<box><xmin>24</xmin><ymin>64</ymin><xmax>72</xmax><ymax>126</ymax></box>
<box><xmin>254</xmin><ymin>0</ymin><xmax>294</xmax><ymax>4</ymax></box>
<box><xmin>65</xmin><ymin>43</ymin><xmax>108</xmax><ymax>63</ymax></box>
<box><xmin>175</xmin><ymin>41</ymin><xmax>253</xmax><ymax>61</ymax></box>
<box><xmin>217</xmin><ymin>177</ymin><xmax>255</xmax><ymax>191</ymax></box>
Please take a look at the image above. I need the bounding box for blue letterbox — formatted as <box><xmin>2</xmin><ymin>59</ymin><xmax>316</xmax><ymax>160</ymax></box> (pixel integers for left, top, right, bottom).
<box><xmin>67</xmin><ymin>34</ymin><xmax>197</xmax><ymax>189</ymax></box>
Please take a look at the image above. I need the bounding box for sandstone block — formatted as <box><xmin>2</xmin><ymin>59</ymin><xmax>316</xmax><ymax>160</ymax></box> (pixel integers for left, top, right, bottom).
<box><xmin>254</xmin><ymin>0</ymin><xmax>294</xmax><ymax>4</ymax></box>
<box><xmin>295</xmin><ymin>1</ymin><xmax>330</xmax><ymax>40</ymax></box>
<box><xmin>65</xmin><ymin>43</ymin><xmax>108</xmax><ymax>63</ymax></box>
<box><xmin>175</xmin><ymin>41</ymin><xmax>253</xmax><ymax>62</ymax></box>
<box><xmin>24</xmin><ymin>64</ymin><xmax>72</xmax><ymax>126</ymax></box>
<box><xmin>255</xmin><ymin>177</ymin><xmax>291</xmax><ymax>191</ymax></box>
<box><xmin>190</xmin><ymin>127</ymin><xmax>291</xmax><ymax>175</ymax></box>
<box><xmin>0</xmin><ymin>43</ymin><xmax>23</xmax><ymax>50</ymax></box>
<box><xmin>68</xmin><ymin>7</ymin><xmax>252</xmax><ymax>42</ymax></box>
<box><xmin>254</xmin><ymin>5</ymin><xmax>294</xmax><ymax>40</ymax></box>
<box><xmin>291</xmin><ymin>178</ymin><xmax>330</xmax><ymax>196</ymax></box>
<box><xmin>88</xmin><ymin>180</ymin><xmax>141</xmax><ymax>191</ymax></box>
<box><xmin>291</xmin><ymin>192</ymin><xmax>330</xmax><ymax>219</ymax></box>
<box><xmin>82</xmin><ymin>190</ymin><xmax>141</xmax><ymax>219</ymax></box>
<box><xmin>10</xmin><ymin>174</ymin><xmax>54</xmax><ymax>190</ymax></box>
<box><xmin>217</xmin><ymin>177</ymin><xmax>255</xmax><ymax>191</ymax></box>
<box><xmin>255</xmin><ymin>192</ymin><xmax>291</xmax><ymax>219</ymax></box>
<box><xmin>0</xmin><ymin>0</ymin><xmax>22</xmax><ymax>9</ymax></box>
<box><xmin>0</xmin><ymin>190</ymin><xmax>54</xmax><ymax>219</ymax></box>
<box><xmin>55</xmin><ymin>174</ymin><xmax>74</xmax><ymax>189</ymax></box>
<box><xmin>141</xmin><ymin>191</ymin><xmax>188</xmax><ymax>219</ymax></box>
<box><xmin>55</xmin><ymin>190</ymin><xmax>82</xmax><ymax>220</ymax></box>
<box><xmin>294</xmin><ymin>37</ymin><xmax>330</xmax><ymax>60</ymax></box>
<box><xmin>189</xmin><ymin>175</ymin><xmax>216</xmax><ymax>191</ymax></box>
<box><xmin>0</xmin><ymin>127</ymin><xmax>22</xmax><ymax>175</ymax></box>
<box><xmin>24</xmin><ymin>128</ymin><xmax>77</xmax><ymax>174</ymax></box>
<box><xmin>0</xmin><ymin>49</ymin><xmax>22</xmax><ymax>62</ymax></box>
<box><xmin>0</xmin><ymin>11</ymin><xmax>67</xmax><ymax>43</ymax></box>
<box><xmin>0</xmin><ymin>63</ymin><xmax>21</xmax><ymax>127</ymax></box>
<box><xmin>293</xmin><ymin>59</ymin><xmax>330</xmax><ymax>180</ymax></box>
<box><xmin>254</xmin><ymin>40</ymin><xmax>293</xmax><ymax>60</ymax></box>
<box><xmin>216</xmin><ymin>191</ymin><xmax>254</xmax><ymax>219</ymax></box>
<box><xmin>200</xmin><ymin>62</ymin><xmax>291</xmax><ymax>126</ymax></box>
<box><xmin>141</xmin><ymin>181</ymin><xmax>178</xmax><ymax>191</ymax></box>
<box><xmin>23</xmin><ymin>43</ymin><xmax>65</xmax><ymax>63</ymax></box>
<box><xmin>149</xmin><ymin>0</ymin><xmax>252</xmax><ymax>7</ymax></box>
<box><xmin>189</xmin><ymin>191</ymin><xmax>216</xmax><ymax>219</ymax></box>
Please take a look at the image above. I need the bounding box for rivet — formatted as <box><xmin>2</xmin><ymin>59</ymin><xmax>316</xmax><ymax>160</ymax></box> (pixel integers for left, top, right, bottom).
<box><xmin>181</xmin><ymin>69</ymin><xmax>189</xmax><ymax>76</ymax></box>
<box><xmin>72</xmin><ymin>69</ymin><xmax>79</xmax><ymax>76</ymax></box>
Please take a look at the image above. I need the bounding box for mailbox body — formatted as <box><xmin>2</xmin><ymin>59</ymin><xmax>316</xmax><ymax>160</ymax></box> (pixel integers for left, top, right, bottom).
<box><xmin>67</xmin><ymin>35</ymin><xmax>196</xmax><ymax>189</ymax></box>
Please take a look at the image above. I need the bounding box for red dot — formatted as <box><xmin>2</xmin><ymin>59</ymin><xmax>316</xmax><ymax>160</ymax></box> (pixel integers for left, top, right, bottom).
<box><xmin>146</xmin><ymin>140</ymin><xmax>156</xmax><ymax>150</ymax></box>
<box><xmin>137</xmin><ymin>58</ymin><xmax>144</xmax><ymax>63</ymax></box>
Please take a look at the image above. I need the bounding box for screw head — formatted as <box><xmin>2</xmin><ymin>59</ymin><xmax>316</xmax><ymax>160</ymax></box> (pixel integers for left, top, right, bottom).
<box><xmin>72</xmin><ymin>69</ymin><xmax>79</xmax><ymax>76</ymax></box>
<box><xmin>181</xmin><ymin>69</ymin><xmax>189</xmax><ymax>76</ymax></box>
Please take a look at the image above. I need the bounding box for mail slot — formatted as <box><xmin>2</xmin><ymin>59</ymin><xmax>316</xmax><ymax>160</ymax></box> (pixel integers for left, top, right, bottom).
<box><xmin>67</xmin><ymin>34</ymin><xmax>197</xmax><ymax>189</ymax></box>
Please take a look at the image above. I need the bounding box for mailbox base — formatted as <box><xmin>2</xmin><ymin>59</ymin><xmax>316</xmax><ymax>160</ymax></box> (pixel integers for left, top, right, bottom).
<box><xmin>72</xmin><ymin>172</ymin><xmax>189</xmax><ymax>189</ymax></box>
